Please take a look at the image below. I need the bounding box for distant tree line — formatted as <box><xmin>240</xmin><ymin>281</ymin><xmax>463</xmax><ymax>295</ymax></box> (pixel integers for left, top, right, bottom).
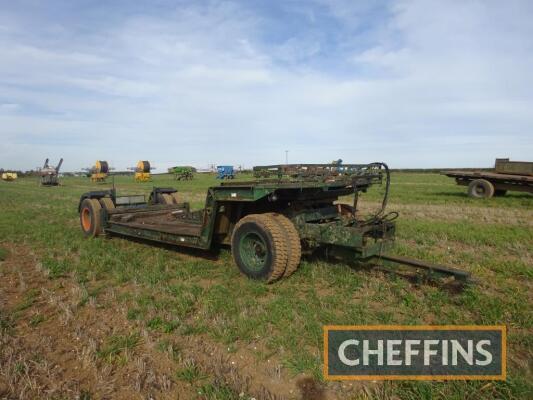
<box><xmin>0</xmin><ymin>167</ymin><xmax>494</xmax><ymax>177</ymax></box>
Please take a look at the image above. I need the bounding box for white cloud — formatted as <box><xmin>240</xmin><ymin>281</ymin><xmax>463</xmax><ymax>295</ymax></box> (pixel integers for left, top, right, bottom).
<box><xmin>0</xmin><ymin>103</ymin><xmax>20</xmax><ymax>111</ymax></box>
<box><xmin>0</xmin><ymin>0</ymin><xmax>532</xmax><ymax>171</ymax></box>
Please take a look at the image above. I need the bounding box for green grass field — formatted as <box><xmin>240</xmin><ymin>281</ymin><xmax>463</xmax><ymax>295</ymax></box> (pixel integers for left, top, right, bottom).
<box><xmin>0</xmin><ymin>173</ymin><xmax>531</xmax><ymax>399</ymax></box>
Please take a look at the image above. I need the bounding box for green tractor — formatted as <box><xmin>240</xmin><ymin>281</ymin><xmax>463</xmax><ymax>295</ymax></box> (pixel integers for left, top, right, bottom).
<box><xmin>78</xmin><ymin>163</ymin><xmax>471</xmax><ymax>283</ymax></box>
<box><xmin>171</xmin><ymin>166</ymin><xmax>194</xmax><ymax>181</ymax></box>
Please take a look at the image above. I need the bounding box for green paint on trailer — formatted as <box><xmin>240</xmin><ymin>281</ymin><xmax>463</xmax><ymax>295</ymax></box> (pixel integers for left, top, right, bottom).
<box><xmin>79</xmin><ymin>163</ymin><xmax>473</xmax><ymax>283</ymax></box>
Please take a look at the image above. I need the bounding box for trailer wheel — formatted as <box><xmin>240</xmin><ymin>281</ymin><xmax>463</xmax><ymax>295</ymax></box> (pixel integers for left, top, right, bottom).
<box><xmin>160</xmin><ymin>193</ymin><xmax>174</xmax><ymax>205</ymax></box>
<box><xmin>80</xmin><ymin>198</ymin><xmax>102</xmax><ymax>237</ymax></box>
<box><xmin>99</xmin><ymin>197</ymin><xmax>115</xmax><ymax>210</ymax></box>
<box><xmin>468</xmin><ymin>179</ymin><xmax>494</xmax><ymax>198</ymax></box>
<box><xmin>494</xmin><ymin>189</ymin><xmax>507</xmax><ymax>196</ymax></box>
<box><xmin>231</xmin><ymin>214</ymin><xmax>288</xmax><ymax>283</ymax></box>
<box><xmin>266</xmin><ymin>213</ymin><xmax>302</xmax><ymax>278</ymax></box>
<box><xmin>170</xmin><ymin>192</ymin><xmax>180</xmax><ymax>204</ymax></box>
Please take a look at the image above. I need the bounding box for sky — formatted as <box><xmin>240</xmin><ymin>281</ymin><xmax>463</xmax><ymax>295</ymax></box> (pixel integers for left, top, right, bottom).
<box><xmin>0</xmin><ymin>0</ymin><xmax>532</xmax><ymax>172</ymax></box>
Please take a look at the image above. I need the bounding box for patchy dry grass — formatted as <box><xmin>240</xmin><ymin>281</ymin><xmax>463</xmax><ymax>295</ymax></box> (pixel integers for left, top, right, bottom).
<box><xmin>97</xmin><ymin>332</ymin><xmax>142</xmax><ymax>364</ymax></box>
<box><xmin>0</xmin><ymin>172</ymin><xmax>531</xmax><ymax>399</ymax></box>
<box><xmin>0</xmin><ymin>246</ymin><xmax>8</xmax><ymax>261</ymax></box>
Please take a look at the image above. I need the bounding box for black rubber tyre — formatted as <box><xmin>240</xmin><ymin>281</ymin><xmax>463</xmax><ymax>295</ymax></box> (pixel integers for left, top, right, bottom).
<box><xmin>96</xmin><ymin>160</ymin><xmax>109</xmax><ymax>174</ymax></box>
<box><xmin>468</xmin><ymin>179</ymin><xmax>494</xmax><ymax>198</ymax></box>
<box><xmin>265</xmin><ymin>213</ymin><xmax>302</xmax><ymax>278</ymax></box>
<box><xmin>138</xmin><ymin>160</ymin><xmax>151</xmax><ymax>173</ymax></box>
<box><xmin>494</xmin><ymin>189</ymin><xmax>507</xmax><ymax>197</ymax></box>
<box><xmin>231</xmin><ymin>214</ymin><xmax>288</xmax><ymax>283</ymax></box>
<box><xmin>99</xmin><ymin>197</ymin><xmax>115</xmax><ymax>210</ymax></box>
<box><xmin>80</xmin><ymin>198</ymin><xmax>102</xmax><ymax>237</ymax></box>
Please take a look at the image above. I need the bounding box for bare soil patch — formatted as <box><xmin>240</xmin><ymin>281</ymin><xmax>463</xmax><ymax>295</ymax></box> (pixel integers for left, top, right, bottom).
<box><xmin>0</xmin><ymin>243</ymin><xmax>196</xmax><ymax>400</ymax></box>
<box><xmin>0</xmin><ymin>243</ymin><xmax>368</xmax><ymax>399</ymax></box>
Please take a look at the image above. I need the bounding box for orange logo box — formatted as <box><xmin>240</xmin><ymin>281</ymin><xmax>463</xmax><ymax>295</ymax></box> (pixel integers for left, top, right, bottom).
<box><xmin>323</xmin><ymin>325</ymin><xmax>506</xmax><ymax>381</ymax></box>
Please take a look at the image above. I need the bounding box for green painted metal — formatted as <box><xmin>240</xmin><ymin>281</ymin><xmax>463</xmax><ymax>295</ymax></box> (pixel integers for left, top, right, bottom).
<box><xmin>106</xmin><ymin>222</ymin><xmax>203</xmax><ymax>247</ymax></box>
<box><xmin>99</xmin><ymin>164</ymin><xmax>392</xmax><ymax>257</ymax></box>
<box><xmin>212</xmin><ymin>186</ymin><xmax>273</xmax><ymax>202</ymax></box>
<box><xmin>238</xmin><ymin>231</ymin><xmax>267</xmax><ymax>272</ymax></box>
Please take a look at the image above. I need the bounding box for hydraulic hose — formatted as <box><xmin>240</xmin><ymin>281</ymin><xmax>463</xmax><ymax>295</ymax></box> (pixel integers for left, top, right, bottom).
<box><xmin>370</xmin><ymin>162</ymin><xmax>390</xmax><ymax>217</ymax></box>
<box><xmin>357</xmin><ymin>162</ymin><xmax>396</xmax><ymax>226</ymax></box>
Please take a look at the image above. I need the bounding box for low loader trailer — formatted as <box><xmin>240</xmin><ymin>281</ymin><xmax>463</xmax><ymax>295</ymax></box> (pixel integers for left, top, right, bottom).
<box><xmin>443</xmin><ymin>158</ymin><xmax>533</xmax><ymax>198</ymax></box>
<box><xmin>79</xmin><ymin>163</ymin><xmax>472</xmax><ymax>283</ymax></box>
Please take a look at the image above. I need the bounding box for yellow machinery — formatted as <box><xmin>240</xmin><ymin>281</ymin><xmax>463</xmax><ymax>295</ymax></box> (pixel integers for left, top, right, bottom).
<box><xmin>1</xmin><ymin>172</ymin><xmax>17</xmax><ymax>181</ymax></box>
<box><xmin>134</xmin><ymin>160</ymin><xmax>152</xmax><ymax>182</ymax></box>
<box><xmin>91</xmin><ymin>160</ymin><xmax>110</xmax><ymax>182</ymax></box>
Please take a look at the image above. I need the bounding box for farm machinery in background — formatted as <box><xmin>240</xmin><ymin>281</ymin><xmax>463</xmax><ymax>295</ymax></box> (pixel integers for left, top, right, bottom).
<box><xmin>443</xmin><ymin>158</ymin><xmax>533</xmax><ymax>198</ymax></box>
<box><xmin>169</xmin><ymin>166</ymin><xmax>195</xmax><ymax>180</ymax></box>
<box><xmin>40</xmin><ymin>158</ymin><xmax>63</xmax><ymax>186</ymax></box>
<box><xmin>1</xmin><ymin>172</ymin><xmax>17</xmax><ymax>181</ymax></box>
<box><xmin>83</xmin><ymin>160</ymin><xmax>113</xmax><ymax>182</ymax></box>
<box><xmin>129</xmin><ymin>161</ymin><xmax>155</xmax><ymax>182</ymax></box>
<box><xmin>216</xmin><ymin>165</ymin><xmax>235</xmax><ymax>179</ymax></box>
<box><xmin>78</xmin><ymin>162</ymin><xmax>472</xmax><ymax>285</ymax></box>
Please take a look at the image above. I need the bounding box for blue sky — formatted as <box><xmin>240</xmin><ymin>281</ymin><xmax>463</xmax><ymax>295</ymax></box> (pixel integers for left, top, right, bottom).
<box><xmin>0</xmin><ymin>0</ymin><xmax>532</xmax><ymax>171</ymax></box>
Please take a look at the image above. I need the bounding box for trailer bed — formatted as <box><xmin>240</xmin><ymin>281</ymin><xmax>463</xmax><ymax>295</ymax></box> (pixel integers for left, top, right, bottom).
<box><xmin>107</xmin><ymin>205</ymin><xmax>204</xmax><ymax>237</ymax></box>
<box><xmin>442</xmin><ymin>169</ymin><xmax>533</xmax><ymax>197</ymax></box>
<box><xmin>443</xmin><ymin>170</ymin><xmax>533</xmax><ymax>182</ymax></box>
<box><xmin>109</xmin><ymin>221</ymin><xmax>203</xmax><ymax>237</ymax></box>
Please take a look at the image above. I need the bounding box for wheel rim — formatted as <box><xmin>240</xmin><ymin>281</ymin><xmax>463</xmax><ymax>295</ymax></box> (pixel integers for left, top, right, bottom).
<box><xmin>475</xmin><ymin>185</ymin><xmax>485</xmax><ymax>196</ymax></box>
<box><xmin>239</xmin><ymin>232</ymin><xmax>267</xmax><ymax>272</ymax></box>
<box><xmin>81</xmin><ymin>207</ymin><xmax>91</xmax><ymax>231</ymax></box>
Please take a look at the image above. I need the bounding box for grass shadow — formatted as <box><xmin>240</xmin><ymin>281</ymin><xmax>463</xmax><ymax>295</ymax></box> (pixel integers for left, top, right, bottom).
<box><xmin>306</xmin><ymin>249</ymin><xmax>468</xmax><ymax>294</ymax></box>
